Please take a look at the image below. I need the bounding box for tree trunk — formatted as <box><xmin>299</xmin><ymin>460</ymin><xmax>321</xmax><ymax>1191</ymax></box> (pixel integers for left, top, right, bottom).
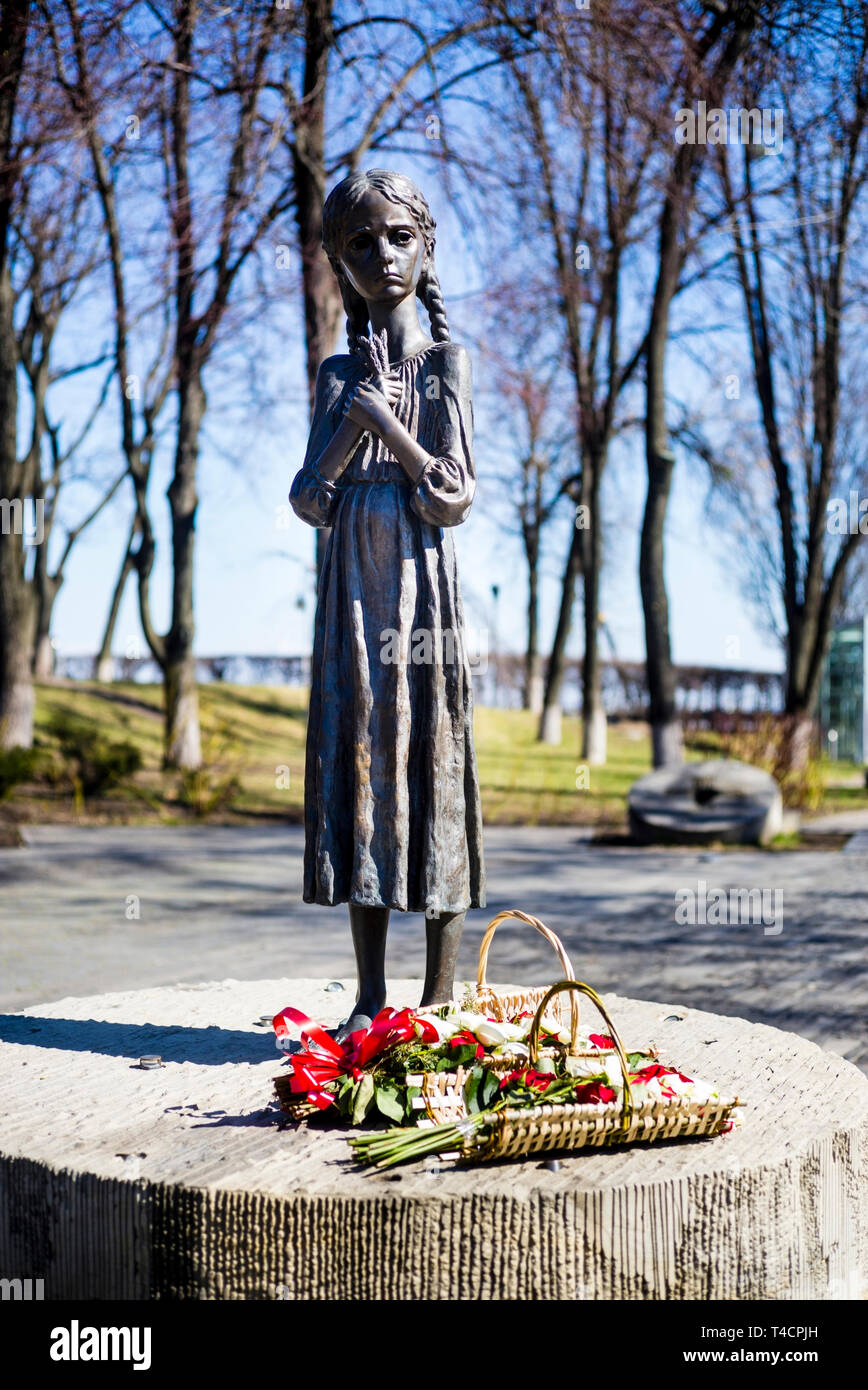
<box><xmin>0</xmin><ymin>5</ymin><xmax>31</xmax><ymax>748</ymax></box>
<box><xmin>0</xmin><ymin>271</ymin><xmax>35</xmax><ymax>746</ymax></box>
<box><xmin>641</xmin><ymin>187</ymin><xmax>684</xmax><ymax>767</ymax></box>
<box><xmin>783</xmin><ymin>596</ymin><xmax>839</xmax><ymax>770</ymax></box>
<box><xmin>163</xmin><ymin>372</ymin><xmax>204</xmax><ymax>770</ymax></box>
<box><xmin>638</xmin><ymin>5</ymin><xmax>759</xmax><ymax>768</ymax></box>
<box><xmin>164</xmin><ymin>2</ymin><xmax>203</xmax><ymax>772</ymax></box>
<box><xmin>538</xmin><ymin>519</ymin><xmax>582</xmax><ymax>745</ymax></box>
<box><xmin>293</xmin><ymin>0</ymin><xmax>342</xmax><ymax>591</ymax></box>
<box><xmin>580</xmin><ymin>463</ymin><xmax>606</xmax><ymax>765</ymax></box>
<box><xmin>164</xmin><ymin>653</ymin><xmax>200</xmax><ymax>770</ymax></box>
<box><xmin>524</xmin><ymin>526</ymin><xmax>543</xmax><ymax>714</ymax></box>
<box><xmin>784</xmin><ymin>711</ymin><xmax>817</xmax><ymax>772</ymax></box>
<box><xmin>526</xmin><ymin>657</ymin><xmax>544</xmax><ymax>717</ymax></box>
<box><xmin>94</xmin><ymin>514</ymin><xmax>139</xmax><ymax>681</ymax></box>
<box><xmin>0</xmin><ymin>551</ymin><xmax>35</xmax><ymax>747</ymax></box>
<box><xmin>31</xmin><ymin>536</ymin><xmax>59</xmax><ymax>679</ymax></box>
<box><xmin>33</xmin><ymin>632</ymin><xmax>55</xmax><ymax>680</ymax></box>
<box><xmin>640</xmin><ymin>442</ymin><xmax>683</xmax><ymax>766</ymax></box>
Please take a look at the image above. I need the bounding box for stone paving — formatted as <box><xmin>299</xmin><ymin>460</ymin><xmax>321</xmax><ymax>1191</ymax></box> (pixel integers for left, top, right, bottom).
<box><xmin>1</xmin><ymin>824</ymin><xmax>865</xmax><ymax>1072</ymax></box>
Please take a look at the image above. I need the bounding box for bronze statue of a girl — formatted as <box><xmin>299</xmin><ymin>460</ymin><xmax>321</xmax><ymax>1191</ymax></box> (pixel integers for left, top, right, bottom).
<box><xmin>289</xmin><ymin>169</ymin><xmax>485</xmax><ymax>1039</ymax></box>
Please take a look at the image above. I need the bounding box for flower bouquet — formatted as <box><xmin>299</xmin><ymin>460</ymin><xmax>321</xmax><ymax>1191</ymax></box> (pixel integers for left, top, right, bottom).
<box><xmin>270</xmin><ymin>976</ymin><xmax>739</xmax><ymax>1168</ymax></box>
<box><xmin>271</xmin><ymin>988</ymin><xmax>650</xmax><ymax>1125</ymax></box>
<box><xmin>349</xmin><ymin>981</ymin><xmax>741</xmax><ymax>1170</ymax></box>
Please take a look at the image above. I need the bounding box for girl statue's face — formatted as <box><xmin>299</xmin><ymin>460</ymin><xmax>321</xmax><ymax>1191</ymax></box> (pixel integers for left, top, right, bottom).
<box><xmin>338</xmin><ymin>188</ymin><xmax>427</xmax><ymax>307</ymax></box>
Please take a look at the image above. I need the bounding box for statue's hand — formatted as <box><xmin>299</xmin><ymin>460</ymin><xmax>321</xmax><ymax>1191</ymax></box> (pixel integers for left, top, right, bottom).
<box><xmin>377</xmin><ymin>372</ymin><xmax>404</xmax><ymax>409</ymax></box>
<box><xmin>344</xmin><ymin>378</ymin><xmax>399</xmax><ymax>436</ymax></box>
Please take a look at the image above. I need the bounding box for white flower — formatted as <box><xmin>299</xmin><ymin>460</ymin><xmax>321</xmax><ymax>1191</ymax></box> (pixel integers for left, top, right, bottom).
<box><xmin>457</xmin><ymin>1010</ymin><xmax>490</xmax><ymax>1031</ymax></box>
<box><xmin>491</xmin><ymin>1041</ymin><xmax>530</xmax><ymax>1058</ymax></box>
<box><xmin>456</xmin><ymin>1011</ymin><xmax>525</xmax><ymax>1045</ymax></box>
<box><xmin>474</xmin><ymin>1020</ymin><xmax>513</xmax><ymax>1047</ymax></box>
<box><xmin>419</xmin><ymin>1015</ymin><xmax>460</xmax><ymax>1043</ymax></box>
<box><xmin>514</xmin><ymin>1012</ymin><xmax>561</xmax><ymax>1039</ymax></box>
<box><xmin>565</xmin><ymin>1055</ymin><xmax>609</xmax><ymax>1079</ymax></box>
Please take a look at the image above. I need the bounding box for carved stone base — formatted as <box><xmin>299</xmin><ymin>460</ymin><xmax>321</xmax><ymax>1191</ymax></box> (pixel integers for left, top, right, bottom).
<box><xmin>1</xmin><ymin>979</ymin><xmax>865</xmax><ymax>1300</ymax></box>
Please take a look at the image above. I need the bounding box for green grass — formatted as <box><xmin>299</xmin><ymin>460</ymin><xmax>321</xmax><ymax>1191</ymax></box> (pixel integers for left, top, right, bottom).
<box><xmin>810</xmin><ymin>761</ymin><xmax>868</xmax><ymax>813</ymax></box>
<box><xmin>2</xmin><ymin>679</ymin><xmax>865</xmax><ymax>828</ymax></box>
<box><xmin>473</xmin><ymin>705</ymin><xmax>651</xmax><ymax>824</ymax></box>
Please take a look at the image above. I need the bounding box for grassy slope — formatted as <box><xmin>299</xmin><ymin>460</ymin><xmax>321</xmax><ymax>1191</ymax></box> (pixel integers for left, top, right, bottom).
<box><xmin>3</xmin><ymin>679</ymin><xmax>865</xmax><ymax>828</ymax></box>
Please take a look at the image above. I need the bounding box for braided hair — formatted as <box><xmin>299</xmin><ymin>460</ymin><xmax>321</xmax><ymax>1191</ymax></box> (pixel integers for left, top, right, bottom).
<box><xmin>321</xmin><ymin>169</ymin><xmax>451</xmax><ymax>356</ymax></box>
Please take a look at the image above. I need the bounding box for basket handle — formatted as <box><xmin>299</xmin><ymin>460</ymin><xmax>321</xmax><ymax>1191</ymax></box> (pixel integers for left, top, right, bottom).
<box><xmin>528</xmin><ymin>980</ymin><xmax>634</xmax><ymax>1132</ymax></box>
<box><xmin>476</xmin><ymin>909</ymin><xmax>580</xmax><ymax>1041</ymax></box>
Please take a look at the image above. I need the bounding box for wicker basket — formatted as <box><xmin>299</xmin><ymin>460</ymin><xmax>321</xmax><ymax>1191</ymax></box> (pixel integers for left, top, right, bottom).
<box><xmin>411</xmin><ymin>910</ymin><xmax>578</xmax><ymax>1124</ymax></box>
<box><xmin>460</xmin><ymin>980</ymin><xmax>740</xmax><ymax>1162</ymax></box>
<box><xmin>466</xmin><ymin>909</ymin><xmax>581</xmax><ymax>1033</ymax></box>
<box><xmin>414</xmin><ymin>911</ymin><xmax>654</xmax><ymax>1124</ymax></box>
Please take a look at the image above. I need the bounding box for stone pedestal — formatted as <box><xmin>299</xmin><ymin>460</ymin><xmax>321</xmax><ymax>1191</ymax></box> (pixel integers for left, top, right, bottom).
<box><xmin>1</xmin><ymin>979</ymin><xmax>865</xmax><ymax>1300</ymax></box>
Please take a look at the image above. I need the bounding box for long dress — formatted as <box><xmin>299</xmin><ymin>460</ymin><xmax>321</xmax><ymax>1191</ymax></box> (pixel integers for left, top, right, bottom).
<box><xmin>289</xmin><ymin>338</ymin><xmax>486</xmax><ymax>914</ymax></box>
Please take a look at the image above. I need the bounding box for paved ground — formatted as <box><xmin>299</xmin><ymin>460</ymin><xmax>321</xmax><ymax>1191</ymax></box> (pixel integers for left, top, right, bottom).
<box><xmin>1</xmin><ymin>824</ymin><xmax>865</xmax><ymax>1072</ymax></box>
<box><xmin>802</xmin><ymin>807</ymin><xmax>868</xmax><ymax>834</ymax></box>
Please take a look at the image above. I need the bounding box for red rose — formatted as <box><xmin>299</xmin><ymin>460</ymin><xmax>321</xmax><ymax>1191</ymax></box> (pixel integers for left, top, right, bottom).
<box><xmin>574</xmin><ymin>1080</ymin><xmax>616</xmax><ymax>1105</ymax></box>
<box><xmin>450</xmin><ymin>1031</ymin><xmax>484</xmax><ymax>1059</ymax></box>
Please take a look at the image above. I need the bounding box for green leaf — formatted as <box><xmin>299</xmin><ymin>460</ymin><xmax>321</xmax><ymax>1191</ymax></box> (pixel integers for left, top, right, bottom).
<box><xmin>481</xmin><ymin>1070</ymin><xmax>500</xmax><ymax>1108</ymax></box>
<box><xmin>351</xmin><ymin>1073</ymin><xmax>376</xmax><ymax>1125</ymax></box>
<box><xmin>466</xmin><ymin>1066</ymin><xmax>486</xmax><ymax>1114</ymax></box>
<box><xmin>404</xmin><ymin>1084</ymin><xmax>422</xmax><ymax>1118</ymax></box>
<box><xmin>375</xmin><ymin>1085</ymin><xmax>405</xmax><ymax>1124</ymax></box>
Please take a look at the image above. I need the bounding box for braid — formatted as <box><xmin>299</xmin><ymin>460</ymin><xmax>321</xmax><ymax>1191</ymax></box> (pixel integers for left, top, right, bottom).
<box><xmin>331</xmin><ymin>262</ymin><xmax>369</xmax><ymax>354</ymax></box>
<box><xmin>417</xmin><ymin>264</ymin><xmax>450</xmax><ymax>342</ymax></box>
<box><xmin>322</xmin><ymin>168</ymin><xmax>451</xmax><ymax>357</ymax></box>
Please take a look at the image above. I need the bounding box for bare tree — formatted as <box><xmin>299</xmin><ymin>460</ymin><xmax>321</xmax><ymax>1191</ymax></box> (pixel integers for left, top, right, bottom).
<box><xmin>711</xmin><ymin>0</ymin><xmax>868</xmax><ymax>765</ymax></box>
<box><xmin>639</xmin><ymin>0</ymin><xmax>762</xmax><ymax>766</ymax></box>
<box><xmin>13</xmin><ymin>169</ymin><xmax>125</xmax><ymax>679</ymax></box>
<box><xmin>46</xmin><ymin>0</ymin><xmax>294</xmax><ymax>767</ymax></box>
<box><xmin>0</xmin><ymin>1</ymin><xmax>37</xmax><ymax>747</ymax></box>
<box><xmin>477</xmin><ymin>295</ymin><xmax>573</xmax><ymax>712</ymax></box>
<box><xmin>489</xmin><ymin>8</ymin><xmax>660</xmax><ymax>758</ymax></box>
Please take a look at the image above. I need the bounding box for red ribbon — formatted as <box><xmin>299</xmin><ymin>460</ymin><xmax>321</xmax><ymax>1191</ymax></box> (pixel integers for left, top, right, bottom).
<box><xmin>273</xmin><ymin>1005</ymin><xmax>438</xmax><ymax>1110</ymax></box>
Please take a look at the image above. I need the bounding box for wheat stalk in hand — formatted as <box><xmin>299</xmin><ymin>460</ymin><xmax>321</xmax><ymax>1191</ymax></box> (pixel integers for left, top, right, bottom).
<box><xmin>342</xmin><ymin>328</ymin><xmax>402</xmax><ymax>424</ymax></box>
<box><xmin>355</xmin><ymin>327</ymin><xmax>390</xmax><ymax>378</ymax></box>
